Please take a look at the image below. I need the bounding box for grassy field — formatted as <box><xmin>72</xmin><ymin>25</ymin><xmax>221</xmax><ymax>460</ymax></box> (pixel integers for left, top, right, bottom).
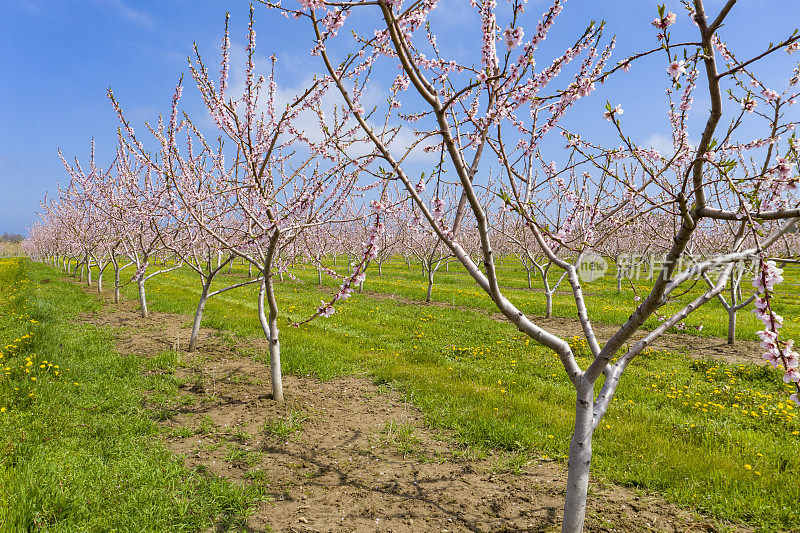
<box><xmin>349</xmin><ymin>257</ymin><xmax>800</xmax><ymax>342</ymax></box>
<box><xmin>94</xmin><ymin>256</ymin><xmax>800</xmax><ymax>531</ymax></box>
<box><xmin>0</xmin><ymin>258</ymin><xmax>266</xmax><ymax>531</ymax></box>
<box><xmin>8</xmin><ymin>256</ymin><xmax>800</xmax><ymax>531</ymax></box>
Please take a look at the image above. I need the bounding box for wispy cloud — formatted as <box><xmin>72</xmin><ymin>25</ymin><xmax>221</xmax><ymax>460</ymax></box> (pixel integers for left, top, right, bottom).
<box><xmin>91</xmin><ymin>0</ymin><xmax>154</xmax><ymax>28</ymax></box>
<box><xmin>645</xmin><ymin>133</ymin><xmax>674</xmax><ymax>156</ymax></box>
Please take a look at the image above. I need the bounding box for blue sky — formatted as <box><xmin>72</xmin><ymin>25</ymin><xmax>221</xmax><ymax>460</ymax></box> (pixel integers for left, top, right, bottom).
<box><xmin>1</xmin><ymin>0</ymin><xmax>798</xmax><ymax>235</ymax></box>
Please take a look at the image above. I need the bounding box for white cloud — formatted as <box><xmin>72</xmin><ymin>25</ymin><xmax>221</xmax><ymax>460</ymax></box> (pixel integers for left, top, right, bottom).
<box><xmin>181</xmin><ymin>32</ymin><xmax>441</xmax><ymax>174</ymax></box>
<box><xmin>645</xmin><ymin>132</ymin><xmax>674</xmax><ymax>156</ymax></box>
<box><xmin>92</xmin><ymin>0</ymin><xmax>153</xmax><ymax>28</ymax></box>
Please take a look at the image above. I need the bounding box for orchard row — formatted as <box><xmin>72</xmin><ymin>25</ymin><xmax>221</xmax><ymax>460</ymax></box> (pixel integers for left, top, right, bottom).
<box><xmin>22</xmin><ymin>2</ymin><xmax>800</xmax><ymax>531</ymax></box>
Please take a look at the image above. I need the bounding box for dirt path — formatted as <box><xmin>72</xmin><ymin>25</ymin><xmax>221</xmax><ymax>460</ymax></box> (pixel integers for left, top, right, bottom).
<box><xmin>75</xmin><ymin>282</ymin><xmax>749</xmax><ymax>532</ymax></box>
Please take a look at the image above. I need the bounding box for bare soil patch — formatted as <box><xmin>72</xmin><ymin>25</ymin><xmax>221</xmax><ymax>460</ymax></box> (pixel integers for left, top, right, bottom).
<box><xmin>73</xmin><ymin>280</ymin><xmax>748</xmax><ymax>532</ymax></box>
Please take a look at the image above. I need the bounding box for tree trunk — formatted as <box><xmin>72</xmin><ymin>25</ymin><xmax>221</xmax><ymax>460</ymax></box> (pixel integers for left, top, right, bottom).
<box><xmin>189</xmin><ymin>282</ymin><xmax>211</xmax><ymax>352</ymax></box>
<box><xmin>527</xmin><ymin>269</ymin><xmax>532</xmax><ymax>289</ymax></box>
<box><xmin>317</xmin><ymin>267</ymin><xmax>322</xmax><ymax>285</ymax></box>
<box><xmin>544</xmin><ymin>277</ymin><xmax>553</xmax><ymax>318</ymax></box>
<box><xmin>562</xmin><ymin>385</ymin><xmax>595</xmax><ymax>533</ymax></box>
<box><xmin>616</xmin><ymin>271</ymin><xmax>623</xmax><ymax>293</ymax></box>
<box><xmin>248</xmin><ymin>262</ymin><xmax>253</xmax><ymax>279</ymax></box>
<box><xmin>727</xmin><ymin>306</ymin><xmax>736</xmax><ymax>345</ymax></box>
<box><xmin>426</xmin><ymin>268</ymin><xmax>434</xmax><ymax>303</ymax></box>
<box><xmin>258</xmin><ymin>275</ymin><xmax>283</xmax><ymax>402</ymax></box>
<box><xmin>378</xmin><ymin>261</ymin><xmax>383</xmax><ymax>275</ymax></box>
<box><xmin>114</xmin><ymin>265</ymin><xmax>121</xmax><ymax>304</ymax></box>
<box><xmin>137</xmin><ymin>278</ymin><xmax>148</xmax><ymax>318</ymax></box>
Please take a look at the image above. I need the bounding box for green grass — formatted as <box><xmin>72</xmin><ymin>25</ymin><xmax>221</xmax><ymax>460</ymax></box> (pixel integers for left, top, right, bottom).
<box><xmin>0</xmin><ymin>259</ymin><xmax>266</xmax><ymax>531</ymax></box>
<box><xmin>380</xmin><ymin>419</ymin><xmax>421</xmax><ymax>457</ymax></box>
<box><xmin>68</xmin><ymin>257</ymin><xmax>800</xmax><ymax>530</ymax></box>
<box><xmin>262</xmin><ymin>405</ymin><xmax>309</xmax><ymax>440</ymax></box>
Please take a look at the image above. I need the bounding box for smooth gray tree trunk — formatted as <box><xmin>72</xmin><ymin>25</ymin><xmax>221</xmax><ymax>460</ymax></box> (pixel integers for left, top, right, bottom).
<box><xmin>562</xmin><ymin>385</ymin><xmax>594</xmax><ymax>533</ymax></box>
<box><xmin>188</xmin><ymin>282</ymin><xmax>211</xmax><ymax>352</ymax></box>
<box><xmin>258</xmin><ymin>275</ymin><xmax>283</xmax><ymax>402</ymax></box>
<box><xmin>113</xmin><ymin>265</ymin><xmax>121</xmax><ymax>303</ymax></box>
<box><xmin>137</xmin><ymin>278</ymin><xmax>148</xmax><ymax>318</ymax></box>
<box><xmin>543</xmin><ymin>276</ymin><xmax>553</xmax><ymax>318</ymax></box>
<box><xmin>426</xmin><ymin>268</ymin><xmax>434</xmax><ymax>302</ymax></box>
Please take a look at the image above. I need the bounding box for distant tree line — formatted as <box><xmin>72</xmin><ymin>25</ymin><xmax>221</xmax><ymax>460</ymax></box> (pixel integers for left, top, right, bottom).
<box><xmin>1</xmin><ymin>233</ymin><xmax>24</xmax><ymax>244</ymax></box>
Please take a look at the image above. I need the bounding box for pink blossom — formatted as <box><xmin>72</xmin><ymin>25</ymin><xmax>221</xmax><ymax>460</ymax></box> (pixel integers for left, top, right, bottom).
<box><xmin>762</xmin><ymin>88</ymin><xmax>779</xmax><ymax>102</ymax></box>
<box><xmin>787</xmin><ymin>42</ymin><xmax>800</xmax><ymax>54</ymax></box>
<box><xmin>752</xmin><ymin>260</ymin><xmax>784</xmax><ymax>293</ymax></box>
<box><xmin>503</xmin><ymin>26</ymin><xmax>524</xmax><ymax>50</ymax></box>
<box><xmin>774</xmin><ymin>156</ymin><xmax>794</xmax><ymax>180</ymax></box>
<box><xmin>298</xmin><ymin>0</ymin><xmax>325</xmax><ymax>10</ymax></box>
<box><xmin>667</xmin><ymin>60</ymin><xmax>686</xmax><ymax>79</ymax></box>
<box><xmin>602</xmin><ymin>104</ymin><xmax>623</xmax><ymax>121</ymax></box>
<box><xmin>480</xmin><ymin>0</ymin><xmax>499</xmax><ymax>73</ymax></box>
<box><xmin>742</xmin><ymin>98</ymin><xmax>756</xmax><ymax>112</ymax></box>
<box><xmin>566</xmin><ymin>134</ymin><xmax>580</xmax><ymax>147</ymax></box>
<box><xmin>785</xmin><ymin>340</ymin><xmax>799</xmax><ymax>368</ymax></box>
<box><xmin>370</xmin><ymin>199</ymin><xmax>386</xmax><ymax>214</ymax></box>
<box><xmin>651</xmin><ymin>11</ymin><xmax>677</xmax><ymax>30</ymax></box>
<box><xmin>764</xmin><ymin>348</ymin><xmax>783</xmax><ymax>368</ymax></box>
<box><xmin>391</xmin><ymin>74</ymin><xmax>410</xmax><ymax>93</ymax></box>
<box><xmin>757</xmin><ymin>329</ymin><xmax>779</xmax><ymax>350</ymax></box>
